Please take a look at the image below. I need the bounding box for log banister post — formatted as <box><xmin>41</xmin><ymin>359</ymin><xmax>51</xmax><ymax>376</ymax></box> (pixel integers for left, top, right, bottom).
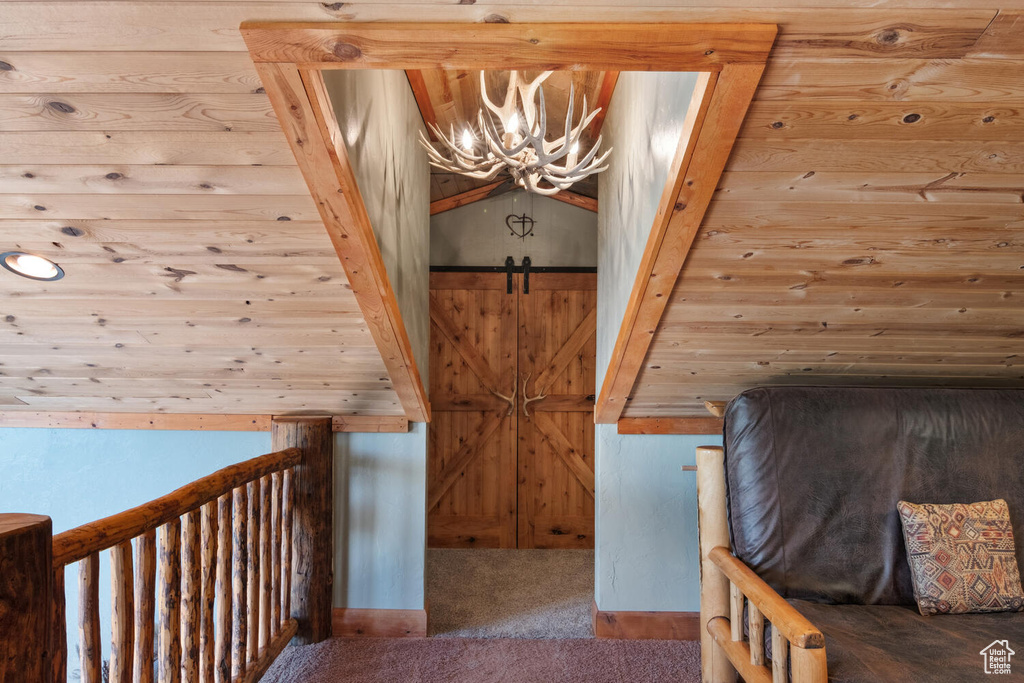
<box><xmin>271</xmin><ymin>416</ymin><xmax>333</xmax><ymax>645</ymax></box>
<box><xmin>697</xmin><ymin>446</ymin><xmax>737</xmax><ymax>683</ymax></box>
<box><xmin>0</xmin><ymin>514</ymin><xmax>53</xmax><ymax>683</ymax></box>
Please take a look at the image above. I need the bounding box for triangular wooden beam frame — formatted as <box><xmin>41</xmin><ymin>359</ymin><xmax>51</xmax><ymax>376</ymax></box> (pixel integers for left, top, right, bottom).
<box><xmin>241</xmin><ymin>22</ymin><xmax>777</xmax><ymax>426</ymax></box>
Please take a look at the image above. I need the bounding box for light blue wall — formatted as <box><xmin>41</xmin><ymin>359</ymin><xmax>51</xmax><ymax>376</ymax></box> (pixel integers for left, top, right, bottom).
<box><xmin>334</xmin><ymin>423</ymin><xmax>426</xmax><ymax>610</ymax></box>
<box><xmin>0</xmin><ymin>425</ymin><xmax>426</xmax><ymax>674</ymax></box>
<box><xmin>595</xmin><ymin>429</ymin><xmax>722</xmax><ymax>612</ymax></box>
<box><xmin>0</xmin><ymin>428</ymin><xmax>270</xmax><ymax>676</ymax></box>
<box><xmin>595</xmin><ymin>71</ymin><xmax>706</xmax><ymax>612</ymax></box>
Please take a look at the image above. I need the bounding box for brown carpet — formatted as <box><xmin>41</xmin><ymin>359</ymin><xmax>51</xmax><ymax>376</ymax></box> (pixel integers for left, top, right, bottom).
<box><xmin>262</xmin><ymin>637</ymin><xmax>702</xmax><ymax>683</ymax></box>
<box><xmin>427</xmin><ymin>549</ymin><xmax>594</xmax><ymax>638</ymax></box>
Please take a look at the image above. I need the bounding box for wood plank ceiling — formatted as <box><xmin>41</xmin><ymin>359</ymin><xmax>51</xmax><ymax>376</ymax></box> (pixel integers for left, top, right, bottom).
<box><xmin>1</xmin><ymin>2</ymin><xmax>1022</xmax><ymax>418</ymax></box>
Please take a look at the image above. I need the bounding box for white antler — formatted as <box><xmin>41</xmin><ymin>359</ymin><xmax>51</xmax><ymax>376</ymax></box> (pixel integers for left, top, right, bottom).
<box><xmin>419</xmin><ymin>70</ymin><xmax>610</xmax><ymax>195</ymax></box>
<box><xmin>521</xmin><ymin>372</ymin><xmax>548</xmax><ymax>418</ymax></box>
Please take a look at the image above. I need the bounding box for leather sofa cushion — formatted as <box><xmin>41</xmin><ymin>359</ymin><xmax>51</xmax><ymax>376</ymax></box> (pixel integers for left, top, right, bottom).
<box><xmin>790</xmin><ymin>600</ymin><xmax>1024</xmax><ymax>682</ymax></box>
<box><xmin>724</xmin><ymin>387</ymin><xmax>1024</xmax><ymax>605</ymax></box>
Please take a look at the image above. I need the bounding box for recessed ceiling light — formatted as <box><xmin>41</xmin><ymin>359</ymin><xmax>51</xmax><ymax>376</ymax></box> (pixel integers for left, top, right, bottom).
<box><xmin>0</xmin><ymin>252</ymin><xmax>64</xmax><ymax>281</ymax></box>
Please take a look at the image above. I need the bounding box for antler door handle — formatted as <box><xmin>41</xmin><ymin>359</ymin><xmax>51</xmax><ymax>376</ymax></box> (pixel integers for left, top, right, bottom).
<box><xmin>489</xmin><ymin>368</ymin><xmax>517</xmax><ymax>417</ymax></box>
<box><xmin>522</xmin><ymin>371</ymin><xmax>547</xmax><ymax>417</ymax></box>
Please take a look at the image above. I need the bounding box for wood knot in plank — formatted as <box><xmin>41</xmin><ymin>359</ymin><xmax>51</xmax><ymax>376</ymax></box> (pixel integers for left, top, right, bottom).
<box><xmin>331</xmin><ymin>42</ymin><xmax>363</xmax><ymax>61</ymax></box>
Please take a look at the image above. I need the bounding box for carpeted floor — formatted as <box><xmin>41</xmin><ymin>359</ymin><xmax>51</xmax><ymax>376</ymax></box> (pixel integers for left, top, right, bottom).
<box><xmin>262</xmin><ymin>637</ymin><xmax>702</xmax><ymax>683</ymax></box>
<box><xmin>427</xmin><ymin>548</ymin><xmax>594</xmax><ymax>638</ymax></box>
<box><xmin>263</xmin><ymin>548</ymin><xmax>702</xmax><ymax>682</ymax></box>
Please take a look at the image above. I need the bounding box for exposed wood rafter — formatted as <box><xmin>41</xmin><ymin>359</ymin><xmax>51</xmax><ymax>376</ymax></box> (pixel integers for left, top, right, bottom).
<box><xmin>594</xmin><ymin>63</ymin><xmax>770</xmax><ymax>423</ymax></box>
<box><xmin>252</xmin><ymin>61</ymin><xmax>430</xmax><ymax>423</ymax></box>
<box><xmin>617</xmin><ymin>417</ymin><xmax>723</xmax><ymax>435</ymax></box>
<box><xmin>428</xmin><ymin>180</ymin><xmax>511</xmax><ymax>215</ymax></box>
<box><xmin>0</xmin><ymin>412</ymin><xmax>410</xmax><ymax>433</ymax></box>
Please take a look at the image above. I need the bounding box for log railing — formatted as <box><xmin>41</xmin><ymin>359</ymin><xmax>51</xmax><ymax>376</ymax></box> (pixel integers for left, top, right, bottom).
<box><xmin>708</xmin><ymin>546</ymin><xmax>827</xmax><ymax>683</ymax></box>
<box><xmin>49</xmin><ymin>447</ymin><xmax>301</xmax><ymax>683</ymax></box>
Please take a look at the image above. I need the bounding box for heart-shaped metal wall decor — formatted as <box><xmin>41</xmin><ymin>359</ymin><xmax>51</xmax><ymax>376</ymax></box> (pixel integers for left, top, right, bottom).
<box><xmin>505</xmin><ymin>213</ymin><xmax>535</xmax><ymax>240</ymax></box>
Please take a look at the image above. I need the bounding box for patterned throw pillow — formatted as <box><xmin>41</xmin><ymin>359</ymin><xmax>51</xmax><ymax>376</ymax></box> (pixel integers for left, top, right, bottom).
<box><xmin>897</xmin><ymin>499</ymin><xmax>1024</xmax><ymax>616</ymax></box>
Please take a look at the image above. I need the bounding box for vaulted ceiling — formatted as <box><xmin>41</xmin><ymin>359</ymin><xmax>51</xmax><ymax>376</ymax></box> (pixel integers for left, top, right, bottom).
<box><xmin>1</xmin><ymin>3</ymin><xmax>1022</xmax><ymax>419</ymax></box>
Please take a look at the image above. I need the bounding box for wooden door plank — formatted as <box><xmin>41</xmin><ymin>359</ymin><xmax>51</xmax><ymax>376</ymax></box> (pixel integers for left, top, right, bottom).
<box><xmin>534</xmin><ymin>307</ymin><xmax>597</xmax><ymax>394</ymax></box>
<box><xmin>532</xmin><ymin>412</ymin><xmax>596</xmax><ymax>497</ymax></box>
<box><xmin>427</xmin><ymin>405</ymin><xmax>505</xmax><ymax>511</ymax></box>
<box><xmin>429</xmin><ymin>294</ymin><xmax>500</xmax><ymax>392</ymax></box>
<box><xmin>255</xmin><ymin>62</ymin><xmax>429</xmax><ymax>422</ymax></box>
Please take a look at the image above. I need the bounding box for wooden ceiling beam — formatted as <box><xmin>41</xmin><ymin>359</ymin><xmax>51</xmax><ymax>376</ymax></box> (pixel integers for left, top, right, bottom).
<box><xmin>405</xmin><ymin>69</ymin><xmax>439</xmax><ymax>141</ymax></box>
<box><xmin>240</xmin><ymin>23</ymin><xmax>777</xmax><ymax>70</ymax></box>
<box><xmin>254</xmin><ymin>62</ymin><xmax>431</xmax><ymax>423</ymax></box>
<box><xmin>617</xmin><ymin>417</ymin><xmax>723</xmax><ymax>435</ymax></box>
<box><xmin>589</xmin><ymin>71</ymin><xmax>620</xmax><ymax>139</ymax></box>
<box><xmin>0</xmin><ymin>412</ymin><xmax>408</xmax><ymax>433</ymax></box>
<box><xmin>549</xmin><ymin>190</ymin><xmax>598</xmax><ymax>213</ymax></box>
<box><xmin>428</xmin><ymin>179</ymin><xmax>512</xmax><ymax>215</ymax></box>
<box><xmin>595</xmin><ymin>62</ymin><xmax>770</xmax><ymax>423</ymax></box>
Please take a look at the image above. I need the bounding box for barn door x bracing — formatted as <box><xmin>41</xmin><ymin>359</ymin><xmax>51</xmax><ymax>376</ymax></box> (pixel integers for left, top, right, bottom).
<box><xmin>428</xmin><ymin>271</ymin><xmax>597</xmax><ymax>549</ymax></box>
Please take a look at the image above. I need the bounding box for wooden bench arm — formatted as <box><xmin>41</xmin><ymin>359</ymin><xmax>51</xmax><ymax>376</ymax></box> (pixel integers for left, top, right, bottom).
<box><xmin>709</xmin><ymin>546</ymin><xmax>825</xmax><ymax>649</ymax></box>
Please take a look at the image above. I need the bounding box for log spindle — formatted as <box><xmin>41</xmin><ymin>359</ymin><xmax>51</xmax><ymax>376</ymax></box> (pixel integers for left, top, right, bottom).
<box><xmin>135</xmin><ymin>529</ymin><xmax>156</xmax><ymax>683</ymax></box>
<box><xmin>79</xmin><ymin>553</ymin><xmax>102</xmax><ymax>683</ymax></box>
<box><xmin>730</xmin><ymin>582</ymin><xmax>743</xmax><ymax>642</ymax></box>
<box><xmin>158</xmin><ymin>519</ymin><xmax>182</xmax><ymax>683</ymax></box>
<box><xmin>749</xmin><ymin>602</ymin><xmax>764</xmax><ymax>666</ymax></box>
<box><xmin>52</xmin><ymin>565</ymin><xmax>67</xmax><ymax>683</ymax></box>
<box><xmin>231</xmin><ymin>486</ymin><xmax>248</xmax><ymax>679</ymax></box>
<box><xmin>181</xmin><ymin>510</ymin><xmax>201</xmax><ymax>681</ymax></box>
<box><xmin>215</xmin><ymin>493</ymin><xmax>232</xmax><ymax>683</ymax></box>
<box><xmin>260</xmin><ymin>475</ymin><xmax>272</xmax><ymax>649</ymax></box>
<box><xmin>281</xmin><ymin>468</ymin><xmax>293</xmax><ymax>623</ymax></box>
<box><xmin>246</xmin><ymin>479</ymin><xmax>261</xmax><ymax>663</ymax></box>
<box><xmin>771</xmin><ymin>623</ymin><xmax>789</xmax><ymax>683</ymax></box>
<box><xmin>200</xmin><ymin>501</ymin><xmax>217</xmax><ymax>683</ymax></box>
<box><xmin>110</xmin><ymin>540</ymin><xmax>135</xmax><ymax>683</ymax></box>
<box><xmin>270</xmin><ymin>471</ymin><xmax>282</xmax><ymax>636</ymax></box>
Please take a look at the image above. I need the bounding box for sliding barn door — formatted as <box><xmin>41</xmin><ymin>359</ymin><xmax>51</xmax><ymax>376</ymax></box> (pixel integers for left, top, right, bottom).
<box><xmin>518</xmin><ymin>273</ymin><xmax>597</xmax><ymax>548</ymax></box>
<box><xmin>428</xmin><ymin>270</ymin><xmax>596</xmax><ymax>549</ymax></box>
<box><xmin>427</xmin><ymin>273</ymin><xmax>518</xmax><ymax>548</ymax></box>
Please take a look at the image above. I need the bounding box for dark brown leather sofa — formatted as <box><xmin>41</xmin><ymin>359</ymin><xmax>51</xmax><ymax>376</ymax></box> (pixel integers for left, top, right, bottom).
<box><xmin>697</xmin><ymin>386</ymin><xmax>1024</xmax><ymax>683</ymax></box>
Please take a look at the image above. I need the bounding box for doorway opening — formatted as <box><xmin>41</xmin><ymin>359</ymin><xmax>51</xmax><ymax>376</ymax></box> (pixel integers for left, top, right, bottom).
<box><xmin>245</xmin><ymin>21</ymin><xmax>773</xmax><ymax>640</ymax></box>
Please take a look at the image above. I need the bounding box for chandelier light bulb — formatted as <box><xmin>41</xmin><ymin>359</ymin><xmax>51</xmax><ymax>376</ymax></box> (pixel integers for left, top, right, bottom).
<box><xmin>418</xmin><ymin>71</ymin><xmax>612</xmax><ymax>196</ymax></box>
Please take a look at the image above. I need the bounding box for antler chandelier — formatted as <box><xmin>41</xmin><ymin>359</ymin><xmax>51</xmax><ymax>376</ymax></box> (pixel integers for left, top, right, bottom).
<box><xmin>419</xmin><ymin>71</ymin><xmax>612</xmax><ymax>196</ymax></box>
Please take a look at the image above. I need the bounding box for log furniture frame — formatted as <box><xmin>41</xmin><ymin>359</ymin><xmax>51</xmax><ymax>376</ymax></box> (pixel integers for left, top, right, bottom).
<box><xmin>237</xmin><ymin>21</ymin><xmax>777</xmax><ymax>430</ymax></box>
<box><xmin>697</xmin><ymin>445</ymin><xmax>828</xmax><ymax>683</ymax></box>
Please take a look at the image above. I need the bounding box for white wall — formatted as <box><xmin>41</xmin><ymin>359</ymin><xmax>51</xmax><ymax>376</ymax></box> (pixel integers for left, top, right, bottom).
<box><xmin>324</xmin><ymin>69</ymin><xmax>431</xmax><ymax>377</ymax></box>
<box><xmin>595</xmin><ymin>71</ymin><xmax>707</xmax><ymax>612</ymax></box>
<box><xmin>431</xmin><ymin>189</ymin><xmax>598</xmax><ymax>267</ymax></box>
